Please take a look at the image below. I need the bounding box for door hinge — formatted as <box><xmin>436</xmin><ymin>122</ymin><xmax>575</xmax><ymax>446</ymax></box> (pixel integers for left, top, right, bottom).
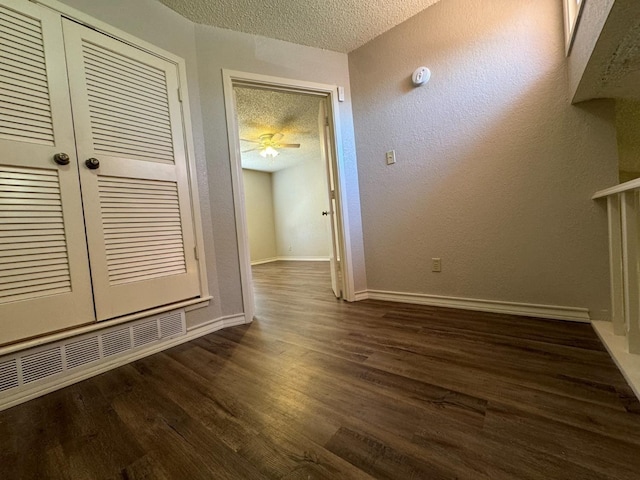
<box><xmin>194</xmin><ymin>246</ymin><xmax>199</xmax><ymax>260</ymax></box>
<box><xmin>330</xmin><ymin>190</ymin><xmax>336</xmax><ymax>199</ymax></box>
<box><xmin>325</xmin><ymin>117</ymin><xmax>329</xmax><ymax>127</ymax></box>
<box><xmin>178</xmin><ymin>88</ymin><xmax>184</xmax><ymax>103</ymax></box>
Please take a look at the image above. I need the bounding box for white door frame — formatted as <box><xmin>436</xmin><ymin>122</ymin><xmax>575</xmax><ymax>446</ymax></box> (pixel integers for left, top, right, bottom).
<box><xmin>222</xmin><ymin>70</ymin><xmax>356</xmax><ymax>321</ymax></box>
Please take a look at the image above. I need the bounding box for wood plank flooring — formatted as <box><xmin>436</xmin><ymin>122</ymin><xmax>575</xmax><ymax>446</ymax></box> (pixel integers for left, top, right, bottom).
<box><xmin>2</xmin><ymin>260</ymin><xmax>640</xmax><ymax>479</ymax></box>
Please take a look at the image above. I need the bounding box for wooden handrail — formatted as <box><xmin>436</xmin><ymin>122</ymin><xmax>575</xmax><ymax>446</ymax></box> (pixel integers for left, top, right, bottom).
<box><xmin>593</xmin><ymin>177</ymin><xmax>640</xmax><ymax>199</ymax></box>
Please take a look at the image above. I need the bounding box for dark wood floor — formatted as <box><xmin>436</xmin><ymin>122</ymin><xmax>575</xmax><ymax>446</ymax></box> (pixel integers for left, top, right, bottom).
<box><xmin>2</xmin><ymin>261</ymin><xmax>640</xmax><ymax>479</ymax></box>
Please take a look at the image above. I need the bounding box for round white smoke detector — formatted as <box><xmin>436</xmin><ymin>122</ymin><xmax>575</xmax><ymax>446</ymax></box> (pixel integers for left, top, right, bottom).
<box><xmin>412</xmin><ymin>66</ymin><xmax>431</xmax><ymax>87</ymax></box>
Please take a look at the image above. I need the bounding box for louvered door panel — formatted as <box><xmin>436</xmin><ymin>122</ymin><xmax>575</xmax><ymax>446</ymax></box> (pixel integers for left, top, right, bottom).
<box><xmin>99</xmin><ymin>176</ymin><xmax>187</xmax><ymax>285</ymax></box>
<box><xmin>82</xmin><ymin>42</ymin><xmax>176</xmax><ymax>163</ymax></box>
<box><xmin>0</xmin><ymin>3</ymin><xmax>53</xmax><ymax>145</ymax></box>
<box><xmin>0</xmin><ymin>0</ymin><xmax>94</xmax><ymax>346</ymax></box>
<box><xmin>63</xmin><ymin>21</ymin><xmax>200</xmax><ymax>321</ymax></box>
<box><xmin>0</xmin><ymin>166</ymin><xmax>70</xmax><ymax>303</ymax></box>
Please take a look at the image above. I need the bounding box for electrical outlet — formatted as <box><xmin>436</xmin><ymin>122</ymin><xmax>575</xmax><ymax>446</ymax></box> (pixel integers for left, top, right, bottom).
<box><xmin>432</xmin><ymin>258</ymin><xmax>441</xmax><ymax>272</ymax></box>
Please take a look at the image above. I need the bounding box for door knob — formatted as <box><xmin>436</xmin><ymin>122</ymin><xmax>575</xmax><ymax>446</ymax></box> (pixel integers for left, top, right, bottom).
<box><xmin>53</xmin><ymin>153</ymin><xmax>70</xmax><ymax>165</ymax></box>
<box><xmin>85</xmin><ymin>158</ymin><xmax>100</xmax><ymax>169</ymax></box>
<box><xmin>322</xmin><ymin>211</ymin><xmax>329</xmax><ymax>216</ymax></box>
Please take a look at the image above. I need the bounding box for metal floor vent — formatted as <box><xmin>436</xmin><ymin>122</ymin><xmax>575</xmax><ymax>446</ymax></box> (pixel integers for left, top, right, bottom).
<box><xmin>0</xmin><ymin>309</ymin><xmax>186</xmax><ymax>396</ymax></box>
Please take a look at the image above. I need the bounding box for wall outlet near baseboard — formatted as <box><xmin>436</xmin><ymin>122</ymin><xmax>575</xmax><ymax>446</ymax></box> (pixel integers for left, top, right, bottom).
<box><xmin>432</xmin><ymin>258</ymin><xmax>442</xmax><ymax>272</ymax></box>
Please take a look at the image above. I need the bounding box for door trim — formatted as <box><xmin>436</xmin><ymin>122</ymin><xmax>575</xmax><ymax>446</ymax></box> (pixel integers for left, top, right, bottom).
<box><xmin>222</xmin><ymin>69</ymin><xmax>356</xmax><ymax>321</ymax></box>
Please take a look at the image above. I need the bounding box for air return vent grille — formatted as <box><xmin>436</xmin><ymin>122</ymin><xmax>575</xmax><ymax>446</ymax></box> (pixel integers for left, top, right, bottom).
<box><xmin>21</xmin><ymin>347</ymin><xmax>62</xmax><ymax>384</ymax></box>
<box><xmin>160</xmin><ymin>311</ymin><xmax>182</xmax><ymax>338</ymax></box>
<box><xmin>65</xmin><ymin>336</ymin><xmax>100</xmax><ymax>370</ymax></box>
<box><xmin>0</xmin><ymin>309</ymin><xmax>185</xmax><ymax>397</ymax></box>
<box><xmin>132</xmin><ymin>320</ymin><xmax>158</xmax><ymax>347</ymax></box>
<box><xmin>102</xmin><ymin>328</ymin><xmax>130</xmax><ymax>357</ymax></box>
<box><xmin>0</xmin><ymin>359</ymin><xmax>18</xmax><ymax>392</ymax></box>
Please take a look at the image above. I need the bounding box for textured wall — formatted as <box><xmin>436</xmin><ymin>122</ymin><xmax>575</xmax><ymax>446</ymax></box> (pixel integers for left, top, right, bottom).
<box><xmin>349</xmin><ymin>0</ymin><xmax>618</xmax><ymax>318</ymax></box>
<box><xmin>570</xmin><ymin>0</ymin><xmax>640</xmax><ymax>103</ymax></box>
<box><xmin>273</xmin><ymin>158</ymin><xmax>331</xmax><ymax>259</ymax></box>
<box><xmin>57</xmin><ymin>0</ymin><xmax>222</xmax><ymax>328</ymax></box>
<box><xmin>568</xmin><ymin>0</ymin><xmax>614</xmax><ymax>100</ymax></box>
<box><xmin>194</xmin><ymin>25</ymin><xmax>367</xmax><ymax>299</ymax></box>
<box><xmin>242</xmin><ymin>170</ymin><xmax>277</xmax><ymax>262</ymax></box>
<box><xmin>616</xmin><ymin>99</ymin><xmax>640</xmax><ymax>183</ymax></box>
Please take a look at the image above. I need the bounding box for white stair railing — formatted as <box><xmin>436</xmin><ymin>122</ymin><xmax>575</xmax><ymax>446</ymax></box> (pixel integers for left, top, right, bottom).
<box><xmin>594</xmin><ymin>180</ymin><xmax>640</xmax><ymax>353</ymax></box>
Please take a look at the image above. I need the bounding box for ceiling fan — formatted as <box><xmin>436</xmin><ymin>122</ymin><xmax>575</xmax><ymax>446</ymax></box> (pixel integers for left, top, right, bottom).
<box><xmin>240</xmin><ymin>133</ymin><xmax>300</xmax><ymax>158</ymax></box>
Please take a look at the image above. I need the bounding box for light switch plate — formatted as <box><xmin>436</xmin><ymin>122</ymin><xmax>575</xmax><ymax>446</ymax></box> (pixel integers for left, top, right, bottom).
<box><xmin>386</xmin><ymin>150</ymin><xmax>396</xmax><ymax>165</ymax></box>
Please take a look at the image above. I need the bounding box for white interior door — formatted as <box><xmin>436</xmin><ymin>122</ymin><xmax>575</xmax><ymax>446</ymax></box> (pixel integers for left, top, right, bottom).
<box><xmin>0</xmin><ymin>0</ymin><xmax>95</xmax><ymax>345</ymax></box>
<box><xmin>62</xmin><ymin>20</ymin><xmax>200</xmax><ymax>321</ymax></box>
<box><xmin>318</xmin><ymin>99</ymin><xmax>341</xmax><ymax>298</ymax></box>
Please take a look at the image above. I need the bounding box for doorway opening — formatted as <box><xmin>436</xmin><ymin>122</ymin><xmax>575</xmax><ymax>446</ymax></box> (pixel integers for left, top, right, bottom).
<box><xmin>222</xmin><ymin>71</ymin><xmax>354</xmax><ymax>321</ymax></box>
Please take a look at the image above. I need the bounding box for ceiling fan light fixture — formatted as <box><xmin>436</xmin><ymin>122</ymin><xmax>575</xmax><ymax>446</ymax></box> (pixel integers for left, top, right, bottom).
<box><xmin>260</xmin><ymin>146</ymin><xmax>279</xmax><ymax>158</ymax></box>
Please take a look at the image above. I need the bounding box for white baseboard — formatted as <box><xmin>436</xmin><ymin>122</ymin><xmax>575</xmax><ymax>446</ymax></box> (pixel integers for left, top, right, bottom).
<box><xmin>250</xmin><ymin>257</ymin><xmax>278</xmax><ymax>266</ymax></box>
<box><xmin>364</xmin><ymin>289</ymin><xmax>590</xmax><ymax>322</ymax></box>
<box><xmin>592</xmin><ymin>321</ymin><xmax>640</xmax><ymax>401</ymax></box>
<box><xmin>354</xmin><ymin>290</ymin><xmax>369</xmax><ymax>301</ymax></box>
<box><xmin>0</xmin><ymin>313</ymin><xmax>246</xmax><ymax>412</ymax></box>
<box><xmin>276</xmin><ymin>256</ymin><xmax>330</xmax><ymax>262</ymax></box>
<box><xmin>187</xmin><ymin>313</ymin><xmax>249</xmax><ymax>332</ymax></box>
<box><xmin>250</xmin><ymin>256</ymin><xmax>330</xmax><ymax>265</ymax></box>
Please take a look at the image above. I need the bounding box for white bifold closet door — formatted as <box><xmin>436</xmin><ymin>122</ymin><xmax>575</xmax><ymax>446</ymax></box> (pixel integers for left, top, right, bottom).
<box><xmin>0</xmin><ymin>0</ymin><xmax>94</xmax><ymax>344</ymax></box>
<box><xmin>62</xmin><ymin>21</ymin><xmax>200</xmax><ymax>321</ymax></box>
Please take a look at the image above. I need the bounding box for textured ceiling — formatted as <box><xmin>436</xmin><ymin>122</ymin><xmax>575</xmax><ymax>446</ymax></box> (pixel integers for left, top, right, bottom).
<box><xmin>235</xmin><ymin>87</ymin><xmax>322</xmax><ymax>172</ymax></box>
<box><xmin>156</xmin><ymin>0</ymin><xmax>442</xmax><ymax>52</ymax></box>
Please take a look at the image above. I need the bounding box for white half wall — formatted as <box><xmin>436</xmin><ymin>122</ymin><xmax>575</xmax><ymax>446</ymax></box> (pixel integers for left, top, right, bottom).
<box><xmin>242</xmin><ymin>169</ymin><xmax>277</xmax><ymax>263</ymax></box>
<box><xmin>349</xmin><ymin>0</ymin><xmax>619</xmax><ymax>319</ymax></box>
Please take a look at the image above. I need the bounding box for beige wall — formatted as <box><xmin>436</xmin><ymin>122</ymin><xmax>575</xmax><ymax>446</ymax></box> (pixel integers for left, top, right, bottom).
<box><xmin>273</xmin><ymin>159</ymin><xmax>331</xmax><ymax>260</ymax></box>
<box><xmin>616</xmin><ymin>100</ymin><xmax>640</xmax><ymax>183</ymax></box>
<box><xmin>242</xmin><ymin>170</ymin><xmax>277</xmax><ymax>263</ymax></box>
<box><xmin>194</xmin><ymin>25</ymin><xmax>367</xmax><ymax>298</ymax></box>
<box><xmin>244</xmin><ymin>154</ymin><xmax>331</xmax><ymax>263</ymax></box>
<box><xmin>349</xmin><ymin>0</ymin><xmax>618</xmax><ymax>318</ymax></box>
